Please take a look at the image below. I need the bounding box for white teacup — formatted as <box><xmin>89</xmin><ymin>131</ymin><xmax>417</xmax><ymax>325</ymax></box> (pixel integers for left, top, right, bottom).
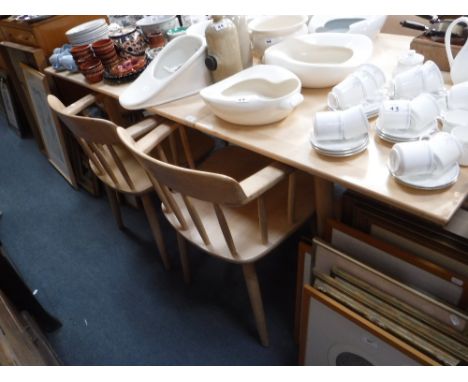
<box><xmin>378</xmin><ymin>99</ymin><xmax>411</xmax><ymax>132</ymax></box>
<box><xmin>426</xmin><ymin>132</ymin><xmax>462</xmax><ymax>169</ymax></box>
<box><xmin>328</xmin><ymin>75</ymin><xmax>366</xmax><ymax>110</ymax></box>
<box><xmin>447</xmin><ymin>81</ymin><xmax>468</xmax><ymax>111</ymax></box>
<box><xmin>451</xmin><ymin>126</ymin><xmax>468</xmax><ymax>166</ymax></box>
<box><xmin>389</xmin><ymin>140</ymin><xmax>434</xmax><ymax>177</ymax></box>
<box><xmin>314</xmin><ymin>111</ymin><xmax>342</xmax><ymax>141</ymax></box>
<box><xmin>341</xmin><ymin>106</ymin><xmax>369</xmax><ymax>140</ymax></box>
<box><xmin>442</xmin><ymin>109</ymin><xmax>468</xmax><ymax>132</ymax></box>
<box><xmin>314</xmin><ymin>105</ymin><xmax>369</xmax><ymax>142</ymax></box>
<box><xmin>358</xmin><ymin>64</ymin><xmax>386</xmax><ymax>98</ymax></box>
<box><xmin>410</xmin><ymin>93</ymin><xmax>441</xmax><ymax>131</ymax></box>
<box><xmin>393</xmin><ymin>60</ymin><xmax>444</xmax><ymax>99</ymax></box>
<box><xmin>328</xmin><ymin>64</ymin><xmax>386</xmax><ymax>110</ymax></box>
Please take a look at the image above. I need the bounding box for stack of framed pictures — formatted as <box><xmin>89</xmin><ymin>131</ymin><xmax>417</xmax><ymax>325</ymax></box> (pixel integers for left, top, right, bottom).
<box><xmin>297</xmin><ymin>231</ymin><xmax>468</xmax><ymax>365</ymax></box>
<box><xmin>341</xmin><ymin>190</ymin><xmax>468</xmax><ymax>278</ymax></box>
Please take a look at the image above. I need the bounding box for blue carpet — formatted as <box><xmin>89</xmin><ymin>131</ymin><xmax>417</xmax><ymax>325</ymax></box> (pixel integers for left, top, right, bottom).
<box><xmin>0</xmin><ymin>118</ymin><xmax>310</xmax><ymax>365</ymax></box>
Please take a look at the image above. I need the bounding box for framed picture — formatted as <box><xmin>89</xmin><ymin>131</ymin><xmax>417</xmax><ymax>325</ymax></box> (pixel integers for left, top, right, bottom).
<box><xmin>0</xmin><ymin>41</ymin><xmax>47</xmax><ymax>151</ymax></box>
<box><xmin>0</xmin><ymin>71</ymin><xmax>22</xmax><ymax>135</ymax></box>
<box><xmin>20</xmin><ymin>63</ymin><xmax>76</xmax><ymax>187</ymax></box>
<box><xmin>299</xmin><ymin>285</ymin><xmax>439</xmax><ymax>366</ymax></box>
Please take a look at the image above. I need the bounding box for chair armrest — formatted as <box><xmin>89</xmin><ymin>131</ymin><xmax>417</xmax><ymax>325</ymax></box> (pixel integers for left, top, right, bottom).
<box><xmin>63</xmin><ymin>94</ymin><xmax>97</xmax><ymax>116</ymax></box>
<box><xmin>239</xmin><ymin>162</ymin><xmax>293</xmax><ymax>203</ymax></box>
<box><xmin>135</xmin><ymin>122</ymin><xmax>176</xmax><ymax>154</ymax></box>
<box><xmin>125</xmin><ymin>118</ymin><xmax>159</xmax><ymax>139</ymax></box>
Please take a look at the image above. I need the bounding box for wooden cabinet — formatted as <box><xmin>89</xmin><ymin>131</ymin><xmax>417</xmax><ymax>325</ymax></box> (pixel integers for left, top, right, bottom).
<box><xmin>0</xmin><ymin>16</ymin><xmax>105</xmax><ymax>57</ymax></box>
<box><xmin>0</xmin><ymin>291</ymin><xmax>60</xmax><ymax>365</ymax></box>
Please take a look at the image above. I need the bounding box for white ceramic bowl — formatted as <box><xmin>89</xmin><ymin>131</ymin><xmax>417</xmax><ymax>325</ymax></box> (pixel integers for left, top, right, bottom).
<box><xmin>264</xmin><ymin>33</ymin><xmax>374</xmax><ymax>88</ymax></box>
<box><xmin>308</xmin><ymin>15</ymin><xmax>387</xmax><ymax>39</ymax></box>
<box><xmin>136</xmin><ymin>15</ymin><xmax>178</xmax><ymax>37</ymax></box>
<box><xmin>248</xmin><ymin>15</ymin><xmax>308</xmax><ymax>56</ymax></box>
<box><xmin>200</xmin><ymin>65</ymin><xmax>303</xmax><ymax>126</ymax></box>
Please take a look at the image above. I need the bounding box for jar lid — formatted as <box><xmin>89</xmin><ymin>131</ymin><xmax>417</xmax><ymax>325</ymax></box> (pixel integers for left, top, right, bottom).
<box><xmin>398</xmin><ymin>50</ymin><xmax>424</xmax><ymax>66</ymax></box>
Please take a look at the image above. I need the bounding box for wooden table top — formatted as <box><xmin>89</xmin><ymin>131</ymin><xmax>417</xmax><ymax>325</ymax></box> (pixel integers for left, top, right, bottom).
<box><xmin>45</xmin><ymin>33</ymin><xmax>468</xmax><ymax>225</ymax></box>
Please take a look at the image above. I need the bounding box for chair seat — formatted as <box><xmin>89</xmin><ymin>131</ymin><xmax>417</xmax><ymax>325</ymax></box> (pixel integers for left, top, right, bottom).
<box><xmin>89</xmin><ymin>145</ymin><xmax>153</xmax><ymax>195</ymax></box>
<box><xmin>163</xmin><ymin>146</ymin><xmax>315</xmax><ymax>263</ymax></box>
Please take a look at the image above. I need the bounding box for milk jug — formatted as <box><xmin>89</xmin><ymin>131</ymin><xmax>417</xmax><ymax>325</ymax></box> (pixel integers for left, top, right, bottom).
<box><xmin>445</xmin><ymin>17</ymin><xmax>468</xmax><ymax>84</ymax></box>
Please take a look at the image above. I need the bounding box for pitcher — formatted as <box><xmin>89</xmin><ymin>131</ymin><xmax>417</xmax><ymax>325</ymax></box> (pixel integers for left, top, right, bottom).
<box><xmin>445</xmin><ymin>17</ymin><xmax>468</xmax><ymax>84</ymax></box>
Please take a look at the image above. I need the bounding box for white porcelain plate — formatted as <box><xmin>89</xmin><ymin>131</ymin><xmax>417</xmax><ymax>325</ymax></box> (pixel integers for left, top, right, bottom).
<box><xmin>310</xmin><ymin>133</ymin><xmax>369</xmax><ymax>157</ymax></box>
<box><xmin>375</xmin><ymin>119</ymin><xmax>439</xmax><ymax>143</ymax></box>
<box><xmin>388</xmin><ymin>162</ymin><xmax>460</xmax><ymax>190</ymax></box>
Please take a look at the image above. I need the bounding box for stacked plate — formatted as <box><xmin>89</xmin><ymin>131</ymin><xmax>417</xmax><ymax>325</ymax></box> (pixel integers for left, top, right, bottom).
<box><xmin>309</xmin><ymin>133</ymin><xmax>369</xmax><ymax>157</ymax></box>
<box><xmin>375</xmin><ymin>119</ymin><xmax>439</xmax><ymax>143</ymax></box>
<box><xmin>66</xmin><ymin>19</ymin><xmax>109</xmax><ymax>46</ymax></box>
<box><xmin>388</xmin><ymin>163</ymin><xmax>459</xmax><ymax>190</ymax></box>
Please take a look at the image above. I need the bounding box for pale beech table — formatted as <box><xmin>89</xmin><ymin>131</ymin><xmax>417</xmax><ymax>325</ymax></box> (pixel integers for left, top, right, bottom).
<box><xmin>45</xmin><ymin>33</ymin><xmax>468</xmax><ymax>234</ymax></box>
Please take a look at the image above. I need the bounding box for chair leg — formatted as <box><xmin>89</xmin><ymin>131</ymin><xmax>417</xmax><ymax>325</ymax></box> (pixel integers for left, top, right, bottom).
<box><xmin>176</xmin><ymin>232</ymin><xmax>191</xmax><ymax>284</ymax></box>
<box><xmin>141</xmin><ymin>193</ymin><xmax>171</xmax><ymax>270</ymax></box>
<box><xmin>104</xmin><ymin>185</ymin><xmax>124</xmax><ymax>230</ymax></box>
<box><xmin>242</xmin><ymin>263</ymin><xmax>269</xmax><ymax>347</ymax></box>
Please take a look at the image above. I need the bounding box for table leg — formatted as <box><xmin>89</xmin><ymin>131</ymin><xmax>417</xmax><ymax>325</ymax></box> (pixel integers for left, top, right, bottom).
<box><xmin>101</xmin><ymin>96</ymin><xmax>127</xmax><ymax>126</ymax></box>
<box><xmin>314</xmin><ymin>177</ymin><xmax>334</xmax><ymax>238</ymax></box>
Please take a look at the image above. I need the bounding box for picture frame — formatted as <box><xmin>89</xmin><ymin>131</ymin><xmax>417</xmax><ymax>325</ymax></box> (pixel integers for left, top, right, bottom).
<box><xmin>299</xmin><ymin>285</ymin><xmax>439</xmax><ymax>366</ymax></box>
<box><xmin>0</xmin><ymin>41</ymin><xmax>47</xmax><ymax>151</ymax></box>
<box><xmin>20</xmin><ymin>63</ymin><xmax>76</xmax><ymax>187</ymax></box>
<box><xmin>0</xmin><ymin>71</ymin><xmax>22</xmax><ymax>135</ymax></box>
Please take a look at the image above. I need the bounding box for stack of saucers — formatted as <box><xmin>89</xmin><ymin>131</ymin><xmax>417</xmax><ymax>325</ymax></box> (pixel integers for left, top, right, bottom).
<box><xmin>66</xmin><ymin>19</ymin><xmax>109</xmax><ymax>47</ymax></box>
<box><xmin>375</xmin><ymin>93</ymin><xmax>440</xmax><ymax>143</ymax></box>
<box><xmin>310</xmin><ymin>105</ymin><xmax>370</xmax><ymax>157</ymax></box>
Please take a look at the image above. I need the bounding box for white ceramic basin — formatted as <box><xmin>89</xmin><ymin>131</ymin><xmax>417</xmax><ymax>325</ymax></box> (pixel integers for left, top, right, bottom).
<box><xmin>263</xmin><ymin>33</ymin><xmax>373</xmax><ymax>88</ymax></box>
<box><xmin>119</xmin><ymin>34</ymin><xmax>211</xmax><ymax>110</ymax></box>
<box><xmin>308</xmin><ymin>15</ymin><xmax>387</xmax><ymax>39</ymax></box>
<box><xmin>200</xmin><ymin>65</ymin><xmax>303</xmax><ymax>126</ymax></box>
<box><xmin>249</xmin><ymin>15</ymin><xmax>308</xmax><ymax>57</ymax></box>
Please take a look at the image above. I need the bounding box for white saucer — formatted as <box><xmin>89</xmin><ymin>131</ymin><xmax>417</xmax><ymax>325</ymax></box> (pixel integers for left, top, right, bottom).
<box><xmin>310</xmin><ymin>133</ymin><xmax>369</xmax><ymax>157</ymax></box>
<box><xmin>388</xmin><ymin>162</ymin><xmax>460</xmax><ymax>190</ymax></box>
<box><xmin>375</xmin><ymin>119</ymin><xmax>438</xmax><ymax>143</ymax></box>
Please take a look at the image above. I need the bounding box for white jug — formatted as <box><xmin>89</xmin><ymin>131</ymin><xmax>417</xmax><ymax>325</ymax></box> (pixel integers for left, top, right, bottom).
<box><xmin>445</xmin><ymin>17</ymin><xmax>468</xmax><ymax>84</ymax></box>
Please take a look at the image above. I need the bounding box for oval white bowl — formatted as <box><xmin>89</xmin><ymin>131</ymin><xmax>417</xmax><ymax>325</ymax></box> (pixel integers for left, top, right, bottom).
<box><xmin>308</xmin><ymin>15</ymin><xmax>387</xmax><ymax>39</ymax></box>
<box><xmin>264</xmin><ymin>33</ymin><xmax>373</xmax><ymax>88</ymax></box>
<box><xmin>200</xmin><ymin>64</ymin><xmax>303</xmax><ymax>126</ymax></box>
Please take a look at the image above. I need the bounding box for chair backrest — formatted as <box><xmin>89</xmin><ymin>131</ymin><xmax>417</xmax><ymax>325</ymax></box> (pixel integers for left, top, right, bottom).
<box><xmin>117</xmin><ymin>124</ymin><xmax>248</xmax><ymax>205</ymax></box>
<box><xmin>47</xmin><ymin>94</ymin><xmax>136</xmax><ymax>191</ymax></box>
<box><xmin>117</xmin><ymin>124</ymin><xmax>251</xmax><ymax>254</ymax></box>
